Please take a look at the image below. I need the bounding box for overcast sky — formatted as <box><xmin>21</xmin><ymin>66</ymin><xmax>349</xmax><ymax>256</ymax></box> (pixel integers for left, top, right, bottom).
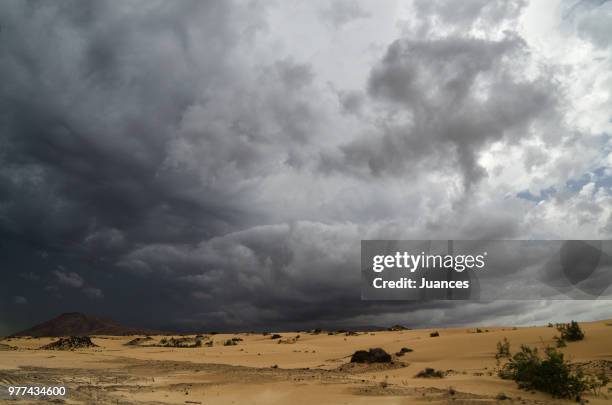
<box><xmin>1</xmin><ymin>0</ymin><xmax>611</xmax><ymax>335</ymax></box>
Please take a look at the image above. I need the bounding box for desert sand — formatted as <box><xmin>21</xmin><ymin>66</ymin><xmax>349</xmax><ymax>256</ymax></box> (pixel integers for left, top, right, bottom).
<box><xmin>1</xmin><ymin>320</ymin><xmax>611</xmax><ymax>404</ymax></box>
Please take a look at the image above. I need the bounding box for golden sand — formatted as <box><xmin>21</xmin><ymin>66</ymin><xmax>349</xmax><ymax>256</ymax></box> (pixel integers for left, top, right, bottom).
<box><xmin>1</xmin><ymin>320</ymin><xmax>611</xmax><ymax>404</ymax></box>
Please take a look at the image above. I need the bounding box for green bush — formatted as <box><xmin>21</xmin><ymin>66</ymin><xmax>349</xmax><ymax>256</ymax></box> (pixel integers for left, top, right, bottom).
<box><xmin>556</xmin><ymin>321</ymin><xmax>584</xmax><ymax>342</ymax></box>
<box><xmin>553</xmin><ymin>335</ymin><xmax>567</xmax><ymax>348</ymax></box>
<box><xmin>499</xmin><ymin>345</ymin><xmax>588</xmax><ymax>399</ymax></box>
<box><xmin>495</xmin><ymin>338</ymin><xmax>511</xmax><ymax>359</ymax></box>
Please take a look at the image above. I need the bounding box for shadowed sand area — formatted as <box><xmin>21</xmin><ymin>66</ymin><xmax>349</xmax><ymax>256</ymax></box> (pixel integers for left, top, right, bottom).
<box><xmin>1</xmin><ymin>320</ymin><xmax>611</xmax><ymax>404</ymax></box>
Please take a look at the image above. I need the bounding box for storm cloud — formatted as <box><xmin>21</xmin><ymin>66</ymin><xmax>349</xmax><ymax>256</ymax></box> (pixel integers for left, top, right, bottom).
<box><xmin>0</xmin><ymin>0</ymin><xmax>611</xmax><ymax>334</ymax></box>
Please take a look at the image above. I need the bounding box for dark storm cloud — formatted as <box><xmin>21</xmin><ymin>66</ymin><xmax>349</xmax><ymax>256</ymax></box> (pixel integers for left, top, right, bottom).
<box><xmin>321</xmin><ymin>34</ymin><xmax>557</xmax><ymax>188</ymax></box>
<box><xmin>0</xmin><ymin>0</ymin><xmax>273</xmax><ymax>332</ymax></box>
<box><xmin>0</xmin><ymin>0</ymin><xmax>610</xmax><ymax>335</ymax></box>
<box><xmin>0</xmin><ymin>0</ymin><xmax>342</xmax><ymax>332</ymax></box>
<box><xmin>0</xmin><ymin>0</ymin><xmax>261</xmax><ymax>250</ymax></box>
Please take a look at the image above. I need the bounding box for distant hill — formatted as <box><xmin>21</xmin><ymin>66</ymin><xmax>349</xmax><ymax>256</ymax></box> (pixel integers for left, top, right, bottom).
<box><xmin>10</xmin><ymin>312</ymin><xmax>166</xmax><ymax>337</ymax></box>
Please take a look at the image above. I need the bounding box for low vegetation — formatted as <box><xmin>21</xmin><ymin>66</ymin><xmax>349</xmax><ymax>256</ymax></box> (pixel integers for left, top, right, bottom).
<box><xmin>158</xmin><ymin>337</ymin><xmax>201</xmax><ymax>348</ymax></box>
<box><xmin>278</xmin><ymin>335</ymin><xmax>300</xmax><ymax>344</ymax></box>
<box><xmin>556</xmin><ymin>320</ymin><xmax>585</xmax><ymax>342</ymax></box>
<box><xmin>395</xmin><ymin>347</ymin><xmax>413</xmax><ymax>357</ymax></box>
<box><xmin>550</xmin><ymin>321</ymin><xmax>585</xmax><ymax>350</ymax></box>
<box><xmin>40</xmin><ymin>336</ymin><xmax>97</xmax><ymax>350</ymax></box>
<box><xmin>125</xmin><ymin>336</ymin><xmax>153</xmax><ymax>346</ymax></box>
<box><xmin>498</xmin><ymin>344</ymin><xmax>607</xmax><ymax>399</ymax></box>
<box><xmin>350</xmin><ymin>348</ymin><xmax>392</xmax><ymax>364</ymax></box>
<box><xmin>429</xmin><ymin>331</ymin><xmax>439</xmax><ymax>337</ymax></box>
<box><xmin>495</xmin><ymin>338</ymin><xmax>511</xmax><ymax>359</ymax></box>
<box><xmin>415</xmin><ymin>368</ymin><xmax>445</xmax><ymax>378</ymax></box>
<box><xmin>222</xmin><ymin>337</ymin><xmax>242</xmax><ymax>346</ymax></box>
<box><xmin>554</xmin><ymin>335</ymin><xmax>567</xmax><ymax>348</ymax></box>
<box><xmin>495</xmin><ymin>392</ymin><xmax>510</xmax><ymax>401</ymax></box>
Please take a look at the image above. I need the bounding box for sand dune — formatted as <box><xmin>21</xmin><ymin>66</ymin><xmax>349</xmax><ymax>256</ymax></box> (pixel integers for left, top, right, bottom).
<box><xmin>1</xmin><ymin>320</ymin><xmax>611</xmax><ymax>404</ymax></box>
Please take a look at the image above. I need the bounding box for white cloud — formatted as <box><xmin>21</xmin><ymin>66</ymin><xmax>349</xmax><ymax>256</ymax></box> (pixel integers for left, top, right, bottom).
<box><xmin>53</xmin><ymin>270</ymin><xmax>84</xmax><ymax>288</ymax></box>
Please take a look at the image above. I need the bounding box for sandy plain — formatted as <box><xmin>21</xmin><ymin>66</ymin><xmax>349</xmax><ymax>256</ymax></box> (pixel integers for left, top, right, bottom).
<box><xmin>0</xmin><ymin>320</ymin><xmax>611</xmax><ymax>404</ymax></box>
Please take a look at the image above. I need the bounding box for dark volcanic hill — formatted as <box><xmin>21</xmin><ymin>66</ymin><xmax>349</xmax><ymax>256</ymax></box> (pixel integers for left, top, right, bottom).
<box><xmin>10</xmin><ymin>312</ymin><xmax>165</xmax><ymax>337</ymax></box>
